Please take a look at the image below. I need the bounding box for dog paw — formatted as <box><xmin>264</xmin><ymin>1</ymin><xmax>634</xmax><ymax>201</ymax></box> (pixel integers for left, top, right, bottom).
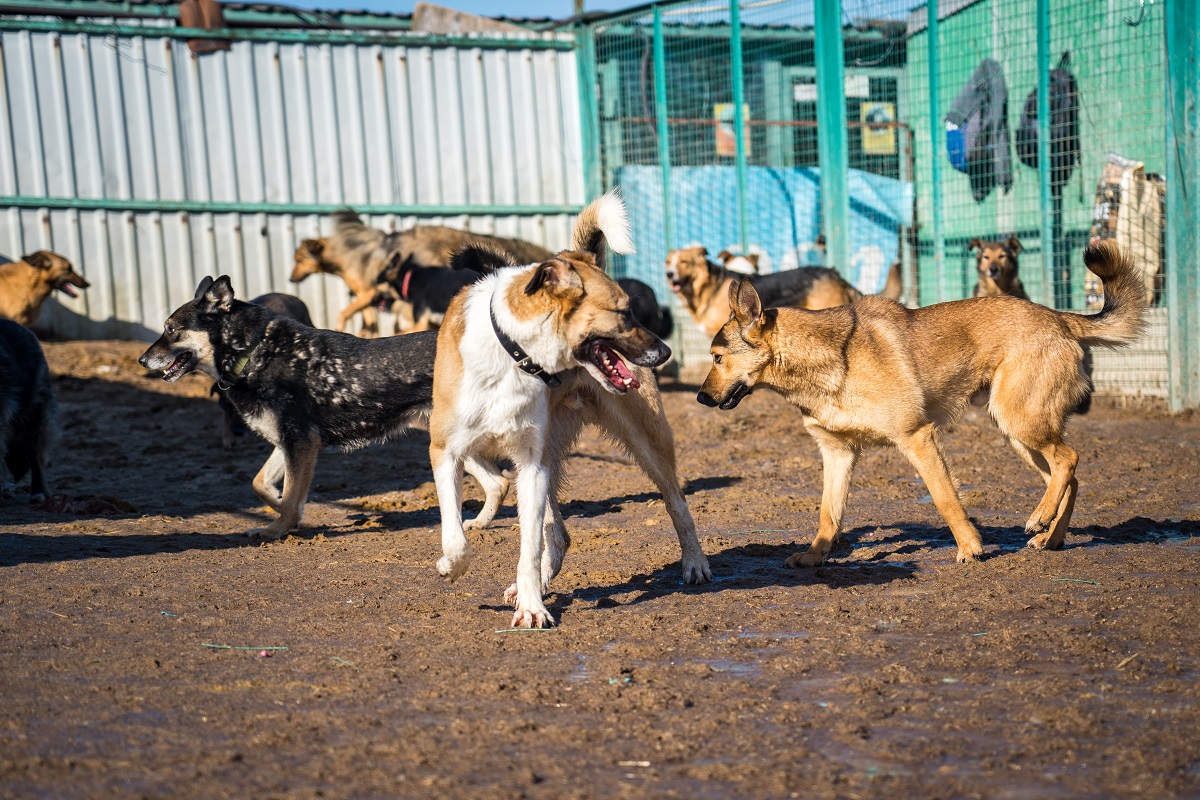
<box><xmin>785</xmin><ymin>550</ymin><xmax>825</xmax><ymax>568</ymax></box>
<box><xmin>502</xmin><ymin>583</ymin><xmax>518</xmax><ymax>605</ymax></box>
<box><xmin>956</xmin><ymin>545</ymin><xmax>983</xmax><ymax>563</ymax></box>
<box><xmin>462</xmin><ymin>517</ymin><xmax>489</xmax><ymax>531</ymax></box>
<box><xmin>247</xmin><ymin>524</ymin><xmax>291</xmax><ymax>542</ymax></box>
<box><xmin>1024</xmin><ymin>516</ymin><xmax>1051</xmax><ymax>536</ymax></box>
<box><xmin>511</xmin><ymin>605</ymin><xmax>555</xmax><ymax>629</ymax></box>
<box><xmin>682</xmin><ymin>553</ymin><xmax>712</xmax><ymax>584</ymax></box>
<box><xmin>1025</xmin><ymin>532</ymin><xmax>1064</xmax><ymax>551</ymax></box>
<box><xmin>436</xmin><ymin>554</ymin><xmax>471</xmax><ymax>581</ymax></box>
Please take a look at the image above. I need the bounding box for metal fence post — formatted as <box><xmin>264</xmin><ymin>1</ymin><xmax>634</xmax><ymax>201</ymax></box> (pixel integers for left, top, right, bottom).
<box><xmin>730</xmin><ymin>0</ymin><xmax>749</xmax><ymax>254</ymax></box>
<box><xmin>1036</xmin><ymin>0</ymin><xmax>1054</xmax><ymax>308</ymax></box>
<box><xmin>652</xmin><ymin>5</ymin><xmax>673</xmax><ymax>251</ymax></box>
<box><xmin>574</xmin><ymin>23</ymin><xmax>602</xmax><ymax>201</ymax></box>
<box><xmin>1166</xmin><ymin>0</ymin><xmax>1200</xmax><ymax>410</ymax></box>
<box><xmin>814</xmin><ymin>0</ymin><xmax>850</xmax><ymax>272</ymax></box>
<box><xmin>926</xmin><ymin>0</ymin><xmax>946</xmax><ymax>304</ymax></box>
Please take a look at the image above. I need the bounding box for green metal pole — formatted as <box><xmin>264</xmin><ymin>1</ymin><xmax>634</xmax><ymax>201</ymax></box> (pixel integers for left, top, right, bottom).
<box><xmin>1166</xmin><ymin>0</ymin><xmax>1200</xmax><ymax>410</ymax></box>
<box><xmin>926</xmin><ymin>0</ymin><xmax>945</xmax><ymax>304</ymax></box>
<box><xmin>1036</xmin><ymin>0</ymin><xmax>1054</xmax><ymax>308</ymax></box>
<box><xmin>730</xmin><ymin>0</ymin><xmax>750</xmax><ymax>253</ymax></box>
<box><xmin>574</xmin><ymin>23</ymin><xmax>603</xmax><ymax>200</ymax></box>
<box><xmin>814</xmin><ymin>0</ymin><xmax>850</xmax><ymax>273</ymax></box>
<box><xmin>652</xmin><ymin>6</ymin><xmax>674</xmax><ymax>251</ymax></box>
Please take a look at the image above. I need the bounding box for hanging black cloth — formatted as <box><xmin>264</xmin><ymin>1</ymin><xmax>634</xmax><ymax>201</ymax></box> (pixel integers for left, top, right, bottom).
<box><xmin>945</xmin><ymin>58</ymin><xmax>1014</xmax><ymax>203</ymax></box>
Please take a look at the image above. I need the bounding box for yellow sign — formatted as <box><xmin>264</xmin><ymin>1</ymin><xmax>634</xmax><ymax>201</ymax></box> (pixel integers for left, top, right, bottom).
<box><xmin>714</xmin><ymin>103</ymin><xmax>751</xmax><ymax>158</ymax></box>
<box><xmin>860</xmin><ymin>102</ymin><xmax>896</xmax><ymax>155</ymax></box>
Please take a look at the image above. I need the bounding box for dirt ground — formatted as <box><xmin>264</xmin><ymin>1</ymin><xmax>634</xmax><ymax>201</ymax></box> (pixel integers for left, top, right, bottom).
<box><xmin>2</xmin><ymin>340</ymin><xmax>1199</xmax><ymax>799</ymax></box>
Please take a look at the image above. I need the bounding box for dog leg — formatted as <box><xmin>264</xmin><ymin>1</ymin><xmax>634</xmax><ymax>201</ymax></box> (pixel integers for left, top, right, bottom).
<box><xmin>249</xmin><ymin>438</ymin><xmax>319</xmax><ymax>541</ymax></box>
<box><xmin>462</xmin><ymin>456</ymin><xmax>509</xmax><ymax>530</ymax></box>
<box><xmin>432</xmin><ymin>446</ymin><xmax>471</xmax><ymax>580</ymax></box>
<box><xmin>508</xmin><ymin>451</ymin><xmax>554</xmax><ymax>628</ymax></box>
<box><xmin>221</xmin><ymin>410</ymin><xmax>237</xmax><ymax>450</ymax></box>
<box><xmin>588</xmin><ymin>375</ymin><xmax>712</xmax><ymax>583</ymax></box>
<box><xmin>251</xmin><ymin>447</ymin><xmax>286</xmax><ymax>511</ymax></box>
<box><xmin>26</xmin><ymin>443</ymin><xmax>48</xmax><ymax>503</ymax></box>
<box><xmin>1009</xmin><ymin>439</ymin><xmax>1079</xmax><ymax>550</ymax></box>
<box><xmin>337</xmin><ymin>293</ymin><xmax>378</xmax><ymax>337</ymax></box>
<box><xmin>787</xmin><ymin>429</ymin><xmax>857</xmax><ymax>567</ymax></box>
<box><xmin>898</xmin><ymin>425</ymin><xmax>984</xmax><ymax>563</ymax></box>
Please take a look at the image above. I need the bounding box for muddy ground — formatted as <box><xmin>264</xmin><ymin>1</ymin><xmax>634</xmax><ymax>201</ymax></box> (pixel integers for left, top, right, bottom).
<box><xmin>1</xmin><ymin>340</ymin><xmax>1199</xmax><ymax>799</ymax></box>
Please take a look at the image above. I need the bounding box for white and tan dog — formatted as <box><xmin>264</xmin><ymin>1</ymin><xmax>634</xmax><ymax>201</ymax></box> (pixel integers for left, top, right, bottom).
<box><xmin>430</xmin><ymin>192</ymin><xmax>676</xmax><ymax>628</ymax></box>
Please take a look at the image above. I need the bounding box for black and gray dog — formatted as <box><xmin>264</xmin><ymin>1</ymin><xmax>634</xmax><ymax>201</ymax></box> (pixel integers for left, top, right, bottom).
<box><xmin>0</xmin><ymin>319</ymin><xmax>55</xmax><ymax>502</ymax></box>
<box><xmin>139</xmin><ymin>276</ymin><xmax>508</xmax><ymax>541</ymax></box>
<box><xmin>617</xmin><ymin>277</ymin><xmax>673</xmax><ymax>340</ymax></box>
<box><xmin>212</xmin><ymin>292</ymin><xmax>314</xmax><ymax>449</ymax></box>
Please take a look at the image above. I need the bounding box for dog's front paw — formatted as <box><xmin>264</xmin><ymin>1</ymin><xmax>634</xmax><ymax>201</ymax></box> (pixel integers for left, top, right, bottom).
<box><xmin>247</xmin><ymin>523</ymin><xmax>292</xmax><ymax>542</ymax></box>
<box><xmin>682</xmin><ymin>552</ymin><xmax>712</xmax><ymax>584</ymax></box>
<box><xmin>511</xmin><ymin>605</ymin><xmax>555</xmax><ymax>629</ymax></box>
<box><xmin>502</xmin><ymin>582</ymin><xmax>518</xmax><ymax>605</ymax></box>
<box><xmin>462</xmin><ymin>516</ymin><xmax>489</xmax><ymax>531</ymax></box>
<box><xmin>437</xmin><ymin>554</ymin><xmax>471</xmax><ymax>581</ymax></box>
<box><xmin>1025</xmin><ymin>532</ymin><xmax>1063</xmax><ymax>551</ymax></box>
<box><xmin>956</xmin><ymin>544</ymin><xmax>984</xmax><ymax>563</ymax></box>
<box><xmin>785</xmin><ymin>549</ymin><xmax>826</xmax><ymax>568</ymax></box>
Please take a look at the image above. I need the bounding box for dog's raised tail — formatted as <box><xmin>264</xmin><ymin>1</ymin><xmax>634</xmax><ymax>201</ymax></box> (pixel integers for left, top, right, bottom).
<box><xmin>571</xmin><ymin>190</ymin><xmax>634</xmax><ymax>271</ymax></box>
<box><xmin>1063</xmin><ymin>238</ymin><xmax>1147</xmax><ymax>348</ymax></box>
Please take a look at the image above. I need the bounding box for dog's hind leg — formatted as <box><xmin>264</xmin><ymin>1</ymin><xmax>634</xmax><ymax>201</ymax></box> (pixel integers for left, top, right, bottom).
<box><xmin>897</xmin><ymin>424</ymin><xmax>984</xmax><ymax>563</ymax></box>
<box><xmin>587</xmin><ymin>373</ymin><xmax>712</xmax><ymax>584</ymax></box>
<box><xmin>1007</xmin><ymin>438</ymin><xmax>1078</xmax><ymax>551</ymax></box>
<box><xmin>249</xmin><ymin>438</ymin><xmax>319</xmax><ymax>542</ymax></box>
<box><xmin>432</xmin><ymin>445</ymin><xmax>471</xmax><ymax>580</ymax></box>
<box><xmin>252</xmin><ymin>447</ymin><xmax>286</xmax><ymax>511</ymax></box>
<box><xmin>786</xmin><ymin>426</ymin><xmax>857</xmax><ymax>567</ymax></box>
<box><xmin>462</xmin><ymin>456</ymin><xmax>509</xmax><ymax>530</ymax></box>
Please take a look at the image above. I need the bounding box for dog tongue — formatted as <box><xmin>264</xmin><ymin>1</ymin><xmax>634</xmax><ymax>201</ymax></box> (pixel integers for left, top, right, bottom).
<box><xmin>59</xmin><ymin>284</ymin><xmax>78</xmax><ymax>298</ymax></box>
<box><xmin>598</xmin><ymin>343</ymin><xmax>639</xmax><ymax>390</ymax></box>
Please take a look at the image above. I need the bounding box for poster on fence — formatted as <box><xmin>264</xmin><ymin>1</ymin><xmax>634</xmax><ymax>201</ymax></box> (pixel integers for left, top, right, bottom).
<box><xmin>860</xmin><ymin>102</ymin><xmax>896</xmax><ymax>155</ymax></box>
<box><xmin>714</xmin><ymin>103</ymin><xmax>751</xmax><ymax>158</ymax></box>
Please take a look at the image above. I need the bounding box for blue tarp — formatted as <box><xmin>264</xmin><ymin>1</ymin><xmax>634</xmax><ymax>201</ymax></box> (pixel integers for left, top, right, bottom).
<box><xmin>613</xmin><ymin>165</ymin><xmax>914</xmax><ymax>302</ymax></box>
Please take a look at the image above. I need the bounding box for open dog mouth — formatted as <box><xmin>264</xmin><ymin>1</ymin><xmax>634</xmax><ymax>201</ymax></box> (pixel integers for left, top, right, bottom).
<box><xmin>667</xmin><ymin>276</ymin><xmax>685</xmax><ymax>293</ymax></box>
<box><xmin>56</xmin><ymin>280</ymin><xmax>79</xmax><ymax>298</ymax></box>
<box><xmin>161</xmin><ymin>351</ymin><xmax>196</xmax><ymax>382</ymax></box>
<box><xmin>586</xmin><ymin>339</ymin><xmax>640</xmax><ymax>392</ymax></box>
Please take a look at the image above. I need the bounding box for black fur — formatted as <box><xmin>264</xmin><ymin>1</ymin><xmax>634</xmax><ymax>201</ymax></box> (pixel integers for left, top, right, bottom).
<box><xmin>617</xmin><ymin>278</ymin><xmax>673</xmax><ymax>340</ymax></box>
<box><xmin>449</xmin><ymin>244</ymin><xmax>517</xmax><ymax>276</ymax></box>
<box><xmin>745</xmin><ymin>266</ymin><xmax>855</xmax><ymax>307</ymax></box>
<box><xmin>0</xmin><ymin>319</ymin><xmax>54</xmax><ymax>499</ymax></box>
<box><xmin>380</xmin><ymin>254</ymin><xmax>483</xmax><ymax>325</ymax></box>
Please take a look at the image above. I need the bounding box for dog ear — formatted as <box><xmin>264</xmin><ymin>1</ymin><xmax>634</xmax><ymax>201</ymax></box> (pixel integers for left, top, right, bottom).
<box><xmin>194</xmin><ymin>276</ymin><xmax>215</xmax><ymax>300</ymax></box>
<box><xmin>716</xmin><ymin>249</ymin><xmax>734</xmax><ymax>263</ymax></box>
<box><xmin>199</xmin><ymin>275</ymin><xmax>235</xmax><ymax>311</ymax></box>
<box><xmin>729</xmin><ymin>280</ymin><xmax>763</xmax><ymax>328</ymax></box>
<box><xmin>303</xmin><ymin>238</ymin><xmax>324</xmax><ymax>256</ymax></box>
<box><xmin>21</xmin><ymin>251</ymin><xmax>51</xmax><ymax>269</ymax></box>
<box><xmin>452</xmin><ymin>244</ymin><xmax>515</xmax><ymax>276</ymax></box>
<box><xmin>524</xmin><ymin>258</ymin><xmax>581</xmax><ymax>296</ymax></box>
<box><xmin>1007</xmin><ymin>237</ymin><xmax>1023</xmax><ymax>254</ymax></box>
<box><xmin>381</xmin><ymin>253</ymin><xmax>406</xmax><ymax>284</ymax></box>
<box><xmin>967</xmin><ymin>238</ymin><xmax>985</xmax><ymax>253</ymax></box>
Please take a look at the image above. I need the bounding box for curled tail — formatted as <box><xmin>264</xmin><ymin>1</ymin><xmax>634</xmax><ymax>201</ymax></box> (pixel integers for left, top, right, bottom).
<box><xmin>571</xmin><ymin>189</ymin><xmax>635</xmax><ymax>271</ymax></box>
<box><xmin>1062</xmin><ymin>239</ymin><xmax>1147</xmax><ymax>348</ymax></box>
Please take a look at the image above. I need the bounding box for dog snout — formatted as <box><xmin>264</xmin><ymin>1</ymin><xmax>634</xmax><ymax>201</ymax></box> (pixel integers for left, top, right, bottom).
<box><xmin>137</xmin><ymin>352</ymin><xmax>150</xmax><ymax>368</ymax></box>
<box><xmin>696</xmin><ymin>390</ymin><xmax>719</xmax><ymax>407</ymax></box>
<box><xmin>987</xmin><ymin>266</ymin><xmax>1001</xmax><ymax>279</ymax></box>
<box><xmin>634</xmin><ymin>338</ymin><xmax>671</xmax><ymax>368</ymax></box>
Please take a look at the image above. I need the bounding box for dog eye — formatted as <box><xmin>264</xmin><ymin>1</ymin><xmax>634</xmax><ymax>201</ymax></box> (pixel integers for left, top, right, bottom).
<box><xmin>713</xmin><ymin>354</ymin><xmax>723</xmax><ymax>365</ymax></box>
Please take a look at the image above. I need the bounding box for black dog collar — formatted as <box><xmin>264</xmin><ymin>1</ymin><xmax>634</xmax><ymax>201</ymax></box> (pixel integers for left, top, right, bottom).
<box><xmin>489</xmin><ymin>300</ymin><xmax>561</xmax><ymax>388</ymax></box>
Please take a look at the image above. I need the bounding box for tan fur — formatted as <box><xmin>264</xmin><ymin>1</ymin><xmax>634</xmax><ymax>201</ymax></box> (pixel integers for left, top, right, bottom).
<box><xmin>0</xmin><ymin>251</ymin><xmax>89</xmax><ymax>327</ymax></box>
<box><xmin>970</xmin><ymin>237</ymin><xmax>1028</xmax><ymax>300</ymax></box>
<box><xmin>699</xmin><ymin>239</ymin><xmax>1146</xmax><ymax>566</ymax></box>
<box><xmin>665</xmin><ymin>246</ymin><xmax>902</xmax><ymax>337</ymax></box>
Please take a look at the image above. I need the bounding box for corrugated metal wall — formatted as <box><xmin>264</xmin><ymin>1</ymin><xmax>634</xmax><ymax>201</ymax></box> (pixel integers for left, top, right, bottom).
<box><xmin>0</xmin><ymin>24</ymin><xmax>585</xmax><ymax>338</ymax></box>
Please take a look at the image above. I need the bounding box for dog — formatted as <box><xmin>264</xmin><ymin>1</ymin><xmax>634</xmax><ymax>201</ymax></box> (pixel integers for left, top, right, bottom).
<box><xmin>0</xmin><ymin>251</ymin><xmax>90</xmax><ymax>327</ymax></box>
<box><xmin>617</xmin><ymin>277</ymin><xmax>673</xmax><ymax>340</ymax></box>
<box><xmin>697</xmin><ymin>239</ymin><xmax>1144</xmax><ymax>567</ymax></box>
<box><xmin>377</xmin><ymin>254</ymin><xmax>485</xmax><ymax>332</ymax></box>
<box><xmin>665</xmin><ymin>246</ymin><xmax>901</xmax><ymax>337</ymax></box>
<box><xmin>291</xmin><ymin>211</ymin><xmax>552</xmax><ymax>336</ymax></box>
<box><xmin>431</xmin><ymin>192</ymin><xmax>710</xmax><ymax>628</ymax></box>
<box><xmin>139</xmin><ymin>278</ymin><xmax>509</xmax><ymax>541</ymax></box>
<box><xmin>211</xmin><ymin>293</ymin><xmax>314</xmax><ymax>449</ymax></box>
<box><xmin>0</xmin><ymin>319</ymin><xmax>55</xmax><ymax>501</ymax></box>
<box><xmin>970</xmin><ymin>237</ymin><xmax>1028</xmax><ymax>300</ymax></box>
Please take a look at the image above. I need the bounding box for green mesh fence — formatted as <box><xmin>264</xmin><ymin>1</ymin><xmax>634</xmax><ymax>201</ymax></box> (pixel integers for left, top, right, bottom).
<box><xmin>581</xmin><ymin>0</ymin><xmax>1176</xmax><ymax>397</ymax></box>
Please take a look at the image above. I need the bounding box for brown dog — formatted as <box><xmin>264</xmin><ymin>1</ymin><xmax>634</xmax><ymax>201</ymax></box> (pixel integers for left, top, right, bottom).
<box><xmin>0</xmin><ymin>251</ymin><xmax>89</xmax><ymax>327</ymax></box>
<box><xmin>970</xmin><ymin>237</ymin><xmax>1028</xmax><ymax>299</ymax></box>
<box><xmin>665</xmin><ymin>246</ymin><xmax>901</xmax><ymax>337</ymax></box>
<box><xmin>697</xmin><ymin>239</ymin><xmax>1145</xmax><ymax>566</ymax></box>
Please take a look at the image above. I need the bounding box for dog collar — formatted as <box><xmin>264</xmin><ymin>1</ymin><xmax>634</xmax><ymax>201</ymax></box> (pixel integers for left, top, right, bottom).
<box><xmin>217</xmin><ymin>340</ymin><xmax>261</xmax><ymax>391</ymax></box>
<box><xmin>489</xmin><ymin>299</ymin><xmax>561</xmax><ymax>389</ymax></box>
<box><xmin>400</xmin><ymin>268</ymin><xmax>413</xmax><ymax>301</ymax></box>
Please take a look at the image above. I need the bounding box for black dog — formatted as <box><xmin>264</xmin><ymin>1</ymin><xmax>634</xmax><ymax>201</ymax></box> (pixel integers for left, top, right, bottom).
<box><xmin>212</xmin><ymin>293</ymin><xmax>314</xmax><ymax>449</ymax></box>
<box><xmin>378</xmin><ymin>254</ymin><xmax>484</xmax><ymax>331</ymax></box>
<box><xmin>617</xmin><ymin>277</ymin><xmax>674</xmax><ymax>340</ymax></box>
<box><xmin>0</xmin><ymin>319</ymin><xmax>55</xmax><ymax>501</ymax></box>
<box><xmin>138</xmin><ymin>276</ymin><xmax>507</xmax><ymax>541</ymax></box>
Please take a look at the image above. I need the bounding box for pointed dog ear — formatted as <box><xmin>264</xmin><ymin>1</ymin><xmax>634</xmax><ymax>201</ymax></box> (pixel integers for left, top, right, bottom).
<box><xmin>1007</xmin><ymin>236</ymin><xmax>1023</xmax><ymax>254</ymax></box>
<box><xmin>382</xmin><ymin>253</ymin><xmax>407</xmax><ymax>284</ymax></box>
<box><xmin>198</xmin><ymin>275</ymin><xmax>235</xmax><ymax>311</ymax></box>
<box><xmin>729</xmin><ymin>279</ymin><xmax>763</xmax><ymax>328</ymax></box>
<box><xmin>21</xmin><ymin>251</ymin><xmax>51</xmax><ymax>269</ymax></box>
<box><xmin>716</xmin><ymin>249</ymin><xmax>734</xmax><ymax>263</ymax></box>
<box><xmin>452</xmin><ymin>244</ymin><xmax>515</xmax><ymax>276</ymax></box>
<box><xmin>303</xmin><ymin>238</ymin><xmax>324</xmax><ymax>256</ymax></box>
<box><xmin>524</xmin><ymin>258</ymin><xmax>581</xmax><ymax>296</ymax></box>
<box><xmin>967</xmin><ymin>238</ymin><xmax>985</xmax><ymax>253</ymax></box>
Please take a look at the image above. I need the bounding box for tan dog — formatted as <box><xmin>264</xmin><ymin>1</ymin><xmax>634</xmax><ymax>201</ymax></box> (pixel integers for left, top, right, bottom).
<box><xmin>431</xmin><ymin>192</ymin><xmax>709</xmax><ymax>628</ymax></box>
<box><xmin>0</xmin><ymin>251</ymin><xmax>89</xmax><ymax>327</ymax></box>
<box><xmin>697</xmin><ymin>239</ymin><xmax>1145</xmax><ymax>566</ymax></box>
<box><xmin>970</xmin><ymin>237</ymin><xmax>1028</xmax><ymax>299</ymax></box>
<box><xmin>665</xmin><ymin>246</ymin><xmax>901</xmax><ymax>337</ymax></box>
